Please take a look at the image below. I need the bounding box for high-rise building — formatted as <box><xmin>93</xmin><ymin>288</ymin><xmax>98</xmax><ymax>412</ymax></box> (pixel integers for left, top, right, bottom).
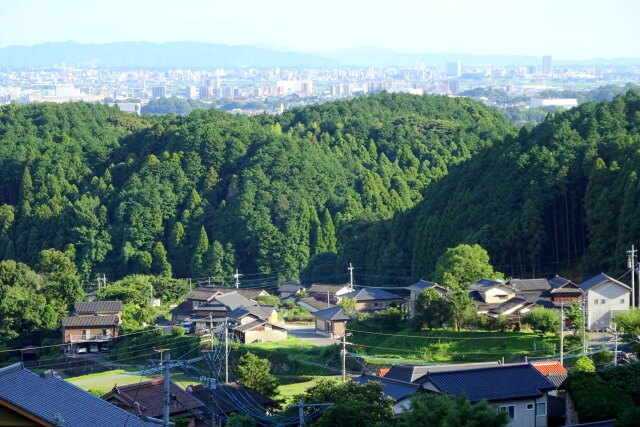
<box><xmin>152</xmin><ymin>86</ymin><xmax>166</xmax><ymax>99</ymax></box>
<box><xmin>446</xmin><ymin>61</ymin><xmax>461</xmax><ymax>77</ymax></box>
<box><xmin>542</xmin><ymin>55</ymin><xmax>552</xmax><ymax>74</ymax></box>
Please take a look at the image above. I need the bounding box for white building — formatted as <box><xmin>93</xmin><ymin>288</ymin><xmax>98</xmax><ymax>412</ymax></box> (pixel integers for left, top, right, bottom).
<box><xmin>529</xmin><ymin>98</ymin><xmax>578</xmax><ymax>108</ymax></box>
<box><xmin>580</xmin><ymin>273</ymin><xmax>631</xmax><ymax>330</ymax></box>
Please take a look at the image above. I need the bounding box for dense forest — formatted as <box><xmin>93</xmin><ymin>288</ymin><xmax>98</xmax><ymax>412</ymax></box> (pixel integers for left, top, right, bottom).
<box><xmin>0</xmin><ymin>91</ymin><xmax>639</xmax><ymax>286</ymax></box>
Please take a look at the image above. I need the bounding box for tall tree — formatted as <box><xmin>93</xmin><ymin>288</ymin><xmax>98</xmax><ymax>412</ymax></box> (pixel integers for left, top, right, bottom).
<box><xmin>432</xmin><ymin>244</ymin><xmax>503</xmax><ymax>292</ymax></box>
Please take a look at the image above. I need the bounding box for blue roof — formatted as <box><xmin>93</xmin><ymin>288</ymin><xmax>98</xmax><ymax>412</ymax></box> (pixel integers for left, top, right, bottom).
<box><xmin>426</xmin><ymin>364</ymin><xmax>556</xmax><ymax>402</ymax></box>
<box><xmin>352</xmin><ymin>374</ymin><xmax>420</xmax><ymax>401</ymax></box>
<box><xmin>579</xmin><ymin>273</ymin><xmax>630</xmax><ymax>292</ymax></box>
<box><xmin>0</xmin><ymin>363</ymin><xmax>157</xmax><ymax>427</ymax></box>
<box><xmin>342</xmin><ymin>288</ymin><xmax>402</xmax><ymax>301</ymax></box>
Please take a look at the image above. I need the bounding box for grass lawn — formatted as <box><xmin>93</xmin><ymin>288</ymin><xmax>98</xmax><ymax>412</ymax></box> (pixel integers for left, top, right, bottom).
<box><xmin>276</xmin><ymin>375</ymin><xmax>341</xmax><ymax>404</ymax></box>
<box><xmin>66</xmin><ymin>368</ymin><xmax>199</xmax><ymax>396</ymax></box>
<box><xmin>347</xmin><ymin>328</ymin><xmax>559</xmax><ymax>364</ymax></box>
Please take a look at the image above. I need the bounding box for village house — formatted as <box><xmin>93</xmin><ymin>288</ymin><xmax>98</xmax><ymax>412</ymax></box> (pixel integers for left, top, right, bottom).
<box><xmin>227</xmin><ymin>305</ymin><xmax>287</xmax><ymax>344</ymax></box>
<box><xmin>0</xmin><ymin>363</ymin><xmax>158</xmax><ymax>427</ymax></box>
<box><xmin>277</xmin><ymin>282</ymin><xmax>306</xmax><ymax>299</ymax></box>
<box><xmin>579</xmin><ymin>273</ymin><xmax>631</xmax><ymax>330</ymax></box>
<box><xmin>406</xmin><ymin>280</ymin><xmax>449</xmax><ymax>317</ymax></box>
<box><xmin>187</xmin><ymin>382</ymin><xmax>276</xmax><ymax>426</ymax></box>
<box><xmin>341</xmin><ymin>287</ymin><xmax>404</xmax><ymax>313</ymax></box>
<box><xmin>311</xmin><ymin>306</ymin><xmax>350</xmax><ymax>337</ymax></box>
<box><xmin>352</xmin><ymin>374</ymin><xmax>421</xmax><ymax>414</ymax></box>
<box><xmin>306</xmin><ymin>283</ymin><xmax>354</xmax><ymax>298</ymax></box>
<box><xmin>102</xmin><ymin>380</ymin><xmax>207</xmax><ymax>425</ymax></box>
<box><xmin>61</xmin><ymin>301</ymin><xmax>123</xmax><ymax>353</ymax></box>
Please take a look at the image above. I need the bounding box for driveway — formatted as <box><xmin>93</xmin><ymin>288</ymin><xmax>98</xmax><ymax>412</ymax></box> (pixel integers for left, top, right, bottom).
<box><xmin>285</xmin><ymin>324</ymin><xmax>340</xmax><ymax>346</ymax></box>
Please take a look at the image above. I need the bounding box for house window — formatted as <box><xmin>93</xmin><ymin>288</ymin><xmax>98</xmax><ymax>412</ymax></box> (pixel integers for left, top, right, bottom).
<box><xmin>620</xmin><ymin>298</ymin><xmax>625</xmax><ymax>304</ymax></box>
<box><xmin>601</xmin><ymin>298</ymin><xmax>606</xmax><ymax>304</ymax></box>
<box><xmin>497</xmin><ymin>295</ymin><xmax>507</xmax><ymax>300</ymax></box>
<box><xmin>536</xmin><ymin>402</ymin><xmax>547</xmax><ymax>416</ymax></box>
<box><xmin>81</xmin><ymin>329</ymin><xmax>89</xmax><ymax>339</ymax></box>
<box><xmin>594</xmin><ymin>299</ymin><xmax>599</xmax><ymax>304</ymax></box>
<box><xmin>500</xmin><ymin>405</ymin><xmax>515</xmax><ymax>419</ymax></box>
<box><xmin>526</xmin><ymin>403</ymin><xmax>534</xmax><ymax>410</ymax></box>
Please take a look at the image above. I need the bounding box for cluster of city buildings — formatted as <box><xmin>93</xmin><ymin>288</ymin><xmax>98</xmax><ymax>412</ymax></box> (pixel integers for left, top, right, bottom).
<box><xmin>1</xmin><ymin>55</ymin><xmax>637</xmax><ymax>114</ymax></box>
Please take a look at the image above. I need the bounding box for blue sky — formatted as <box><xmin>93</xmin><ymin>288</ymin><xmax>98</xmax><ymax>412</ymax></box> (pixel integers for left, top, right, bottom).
<box><xmin>1</xmin><ymin>0</ymin><xmax>638</xmax><ymax>59</ymax></box>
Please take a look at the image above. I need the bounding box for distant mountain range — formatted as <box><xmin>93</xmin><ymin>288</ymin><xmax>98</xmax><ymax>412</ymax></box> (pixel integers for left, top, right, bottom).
<box><xmin>0</xmin><ymin>41</ymin><xmax>638</xmax><ymax>68</ymax></box>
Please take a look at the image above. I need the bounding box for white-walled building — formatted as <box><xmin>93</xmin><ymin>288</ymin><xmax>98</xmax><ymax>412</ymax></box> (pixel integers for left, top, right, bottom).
<box><xmin>579</xmin><ymin>273</ymin><xmax>631</xmax><ymax>330</ymax></box>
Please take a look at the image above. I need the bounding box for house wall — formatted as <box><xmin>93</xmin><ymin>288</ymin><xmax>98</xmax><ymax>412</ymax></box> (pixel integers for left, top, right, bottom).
<box><xmin>0</xmin><ymin>404</ymin><xmax>47</xmax><ymax>426</ymax></box>
<box><xmin>355</xmin><ymin>300</ymin><xmax>394</xmax><ymax>312</ymax></box>
<box><xmin>483</xmin><ymin>287</ymin><xmax>515</xmax><ymax>303</ymax></box>
<box><xmin>63</xmin><ymin>326</ymin><xmax>118</xmax><ymax>343</ymax></box>
<box><xmin>243</xmin><ymin>329</ymin><xmax>287</xmax><ymax>344</ymax></box>
<box><xmin>332</xmin><ymin>321</ymin><xmax>346</xmax><ymax>336</ymax></box>
<box><xmin>315</xmin><ymin>318</ymin><xmax>329</xmax><ymax>333</ymax></box>
<box><xmin>495</xmin><ymin>395</ymin><xmax>548</xmax><ymax>427</ymax></box>
<box><xmin>587</xmin><ymin>282</ymin><xmax>630</xmax><ymax>329</ymax></box>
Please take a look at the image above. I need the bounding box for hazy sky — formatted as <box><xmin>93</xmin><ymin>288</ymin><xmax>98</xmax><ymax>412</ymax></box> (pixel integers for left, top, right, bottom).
<box><xmin>1</xmin><ymin>0</ymin><xmax>638</xmax><ymax>59</ymax></box>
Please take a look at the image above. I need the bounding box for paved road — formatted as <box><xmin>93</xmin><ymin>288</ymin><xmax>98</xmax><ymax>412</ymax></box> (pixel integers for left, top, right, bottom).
<box><xmin>285</xmin><ymin>325</ymin><xmax>340</xmax><ymax>346</ymax></box>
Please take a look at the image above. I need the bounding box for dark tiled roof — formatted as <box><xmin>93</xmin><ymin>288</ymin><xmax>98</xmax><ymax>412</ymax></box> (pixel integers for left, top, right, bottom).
<box><xmin>228</xmin><ymin>305</ymin><xmax>275</xmax><ymax>321</ymax></box>
<box><xmin>342</xmin><ymin>288</ymin><xmax>402</xmax><ymax>301</ymax></box>
<box><xmin>579</xmin><ymin>273</ymin><xmax>630</xmax><ymax>292</ymax></box>
<box><xmin>508</xmin><ymin>279</ymin><xmax>551</xmax><ymax>292</ymax></box>
<box><xmin>233</xmin><ymin>320</ymin><xmax>266</xmax><ymax>333</ymax></box>
<box><xmin>549</xmin><ymin>275</ymin><xmax>574</xmax><ymax>289</ymax></box>
<box><xmin>185</xmin><ymin>287</ymin><xmax>220</xmax><ymax>301</ymax></box>
<box><xmin>426</xmin><ymin>364</ymin><xmax>556</xmax><ymax>402</ymax></box>
<box><xmin>278</xmin><ymin>283</ymin><xmax>304</xmax><ymax>293</ymax></box>
<box><xmin>384</xmin><ymin>362</ymin><xmax>501</xmax><ymax>383</ymax></box>
<box><xmin>352</xmin><ymin>374</ymin><xmax>420</xmax><ymax>401</ymax></box>
<box><xmin>213</xmin><ymin>292</ymin><xmax>257</xmax><ymax>310</ymax></box>
<box><xmin>0</xmin><ymin>363</ymin><xmax>155</xmax><ymax>427</ymax></box>
<box><xmin>62</xmin><ymin>315</ymin><xmax>119</xmax><ymax>327</ymax></box>
<box><xmin>307</xmin><ymin>283</ymin><xmax>352</xmax><ymax>294</ymax></box>
<box><xmin>545</xmin><ymin>373</ymin><xmax>568</xmax><ymax>388</ymax></box>
<box><xmin>169</xmin><ymin>300</ymin><xmax>192</xmax><ymax>315</ymax></box>
<box><xmin>298</xmin><ymin>297</ymin><xmax>336</xmax><ymax>312</ymax></box>
<box><xmin>75</xmin><ymin>301</ymin><xmax>122</xmax><ymax>314</ymax></box>
<box><xmin>406</xmin><ymin>280</ymin><xmax>444</xmax><ymax>293</ymax></box>
<box><xmin>468</xmin><ymin>279</ymin><xmax>510</xmax><ymax>291</ymax></box>
<box><xmin>488</xmin><ymin>298</ymin><xmax>530</xmax><ymax>315</ymax></box>
<box><xmin>107</xmin><ymin>380</ymin><xmax>204</xmax><ymax>418</ymax></box>
<box><xmin>188</xmin><ymin>383</ymin><xmax>275</xmax><ymax>415</ymax></box>
<box><xmin>312</xmin><ymin>306</ymin><xmax>350</xmax><ymax>321</ymax></box>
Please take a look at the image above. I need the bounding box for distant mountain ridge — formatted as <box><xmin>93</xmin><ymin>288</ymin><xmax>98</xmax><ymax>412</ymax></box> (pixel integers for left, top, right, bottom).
<box><xmin>1</xmin><ymin>41</ymin><xmax>638</xmax><ymax>68</ymax></box>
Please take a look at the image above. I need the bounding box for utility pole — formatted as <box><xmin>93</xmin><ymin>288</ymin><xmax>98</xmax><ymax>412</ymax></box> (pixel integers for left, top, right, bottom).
<box><xmin>189</xmin><ymin>278</ymin><xmax>192</xmax><ymax>292</ymax></box>
<box><xmin>583</xmin><ymin>297</ymin><xmax>588</xmax><ymax>354</ymax></box>
<box><xmin>348</xmin><ymin>263</ymin><xmax>354</xmax><ymax>288</ymax></box>
<box><xmin>628</xmin><ymin>245</ymin><xmax>636</xmax><ymax>308</ymax></box>
<box><xmin>559</xmin><ymin>303</ymin><xmax>564</xmax><ymax>366</ymax></box>
<box><xmin>209</xmin><ymin>315</ymin><xmax>214</xmax><ymax>351</ymax></box>
<box><xmin>611</xmin><ymin>322</ymin><xmax>619</xmax><ymax>366</ymax></box>
<box><xmin>288</xmin><ymin>401</ymin><xmax>332</xmax><ymax>427</ymax></box>
<box><xmin>162</xmin><ymin>352</ymin><xmax>171</xmax><ymax>427</ymax></box>
<box><xmin>327</xmin><ymin>291</ymin><xmax>330</xmax><ymax>308</ymax></box>
<box><xmin>233</xmin><ymin>269</ymin><xmax>242</xmax><ymax>289</ymax></box>
<box><xmin>342</xmin><ymin>334</ymin><xmax>346</xmax><ymax>383</ymax></box>
<box><xmin>224</xmin><ymin>317</ymin><xmax>229</xmax><ymax>384</ymax></box>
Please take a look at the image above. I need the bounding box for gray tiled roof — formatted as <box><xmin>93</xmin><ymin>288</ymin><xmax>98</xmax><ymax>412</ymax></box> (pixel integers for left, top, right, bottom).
<box><xmin>74</xmin><ymin>301</ymin><xmax>122</xmax><ymax>314</ymax></box>
<box><xmin>213</xmin><ymin>291</ymin><xmax>257</xmax><ymax>310</ymax></box>
<box><xmin>352</xmin><ymin>374</ymin><xmax>420</xmax><ymax>401</ymax></box>
<box><xmin>406</xmin><ymin>280</ymin><xmax>444</xmax><ymax>293</ymax></box>
<box><xmin>311</xmin><ymin>306</ymin><xmax>350</xmax><ymax>321</ymax></box>
<box><xmin>342</xmin><ymin>288</ymin><xmax>402</xmax><ymax>301</ymax></box>
<box><xmin>549</xmin><ymin>275</ymin><xmax>574</xmax><ymax>289</ymax></box>
<box><xmin>298</xmin><ymin>297</ymin><xmax>336</xmax><ymax>312</ymax></box>
<box><xmin>0</xmin><ymin>363</ymin><xmax>156</xmax><ymax>427</ymax></box>
<box><xmin>228</xmin><ymin>305</ymin><xmax>275</xmax><ymax>321</ymax></box>
<box><xmin>384</xmin><ymin>362</ymin><xmax>501</xmax><ymax>383</ymax></box>
<box><xmin>62</xmin><ymin>315</ymin><xmax>119</xmax><ymax>327</ymax></box>
<box><xmin>508</xmin><ymin>279</ymin><xmax>551</xmax><ymax>292</ymax></box>
<box><xmin>426</xmin><ymin>364</ymin><xmax>556</xmax><ymax>402</ymax></box>
<box><xmin>468</xmin><ymin>279</ymin><xmax>509</xmax><ymax>291</ymax></box>
<box><xmin>579</xmin><ymin>273</ymin><xmax>630</xmax><ymax>292</ymax></box>
<box><xmin>278</xmin><ymin>282</ymin><xmax>304</xmax><ymax>293</ymax></box>
<box><xmin>185</xmin><ymin>287</ymin><xmax>219</xmax><ymax>301</ymax></box>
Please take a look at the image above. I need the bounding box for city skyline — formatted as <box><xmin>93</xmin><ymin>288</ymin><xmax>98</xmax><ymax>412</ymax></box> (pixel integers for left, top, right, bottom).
<box><xmin>1</xmin><ymin>0</ymin><xmax>639</xmax><ymax>60</ymax></box>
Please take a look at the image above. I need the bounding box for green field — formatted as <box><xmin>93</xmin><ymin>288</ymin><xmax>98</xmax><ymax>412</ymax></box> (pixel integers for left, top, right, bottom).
<box><xmin>247</xmin><ymin>336</ymin><xmax>340</xmax><ymax>372</ymax></box>
<box><xmin>65</xmin><ymin>368</ymin><xmax>199</xmax><ymax>396</ymax></box>
<box><xmin>276</xmin><ymin>375</ymin><xmax>341</xmax><ymax>403</ymax></box>
<box><xmin>347</xmin><ymin>328</ymin><xmax>559</xmax><ymax>364</ymax></box>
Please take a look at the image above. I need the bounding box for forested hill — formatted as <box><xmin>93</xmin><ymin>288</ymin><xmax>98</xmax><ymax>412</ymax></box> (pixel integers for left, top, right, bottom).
<box><xmin>0</xmin><ymin>94</ymin><xmax>514</xmax><ymax>283</ymax></box>
<box><xmin>350</xmin><ymin>90</ymin><xmax>640</xmax><ymax>283</ymax></box>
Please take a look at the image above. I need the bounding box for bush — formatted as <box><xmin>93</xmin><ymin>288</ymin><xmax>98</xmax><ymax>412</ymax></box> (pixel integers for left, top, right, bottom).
<box><xmin>592</xmin><ymin>348</ymin><xmax>613</xmax><ymax>366</ymax></box>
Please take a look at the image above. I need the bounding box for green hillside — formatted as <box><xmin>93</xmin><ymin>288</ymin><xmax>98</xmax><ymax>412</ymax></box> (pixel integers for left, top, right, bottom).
<box><xmin>0</xmin><ymin>93</ymin><xmax>514</xmax><ymax>283</ymax></box>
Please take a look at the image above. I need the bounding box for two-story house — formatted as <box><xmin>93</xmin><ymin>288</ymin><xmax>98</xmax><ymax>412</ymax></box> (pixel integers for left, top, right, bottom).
<box><xmin>580</xmin><ymin>273</ymin><xmax>631</xmax><ymax>330</ymax></box>
<box><xmin>61</xmin><ymin>301</ymin><xmax>123</xmax><ymax>353</ymax></box>
<box><xmin>227</xmin><ymin>305</ymin><xmax>287</xmax><ymax>343</ymax></box>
